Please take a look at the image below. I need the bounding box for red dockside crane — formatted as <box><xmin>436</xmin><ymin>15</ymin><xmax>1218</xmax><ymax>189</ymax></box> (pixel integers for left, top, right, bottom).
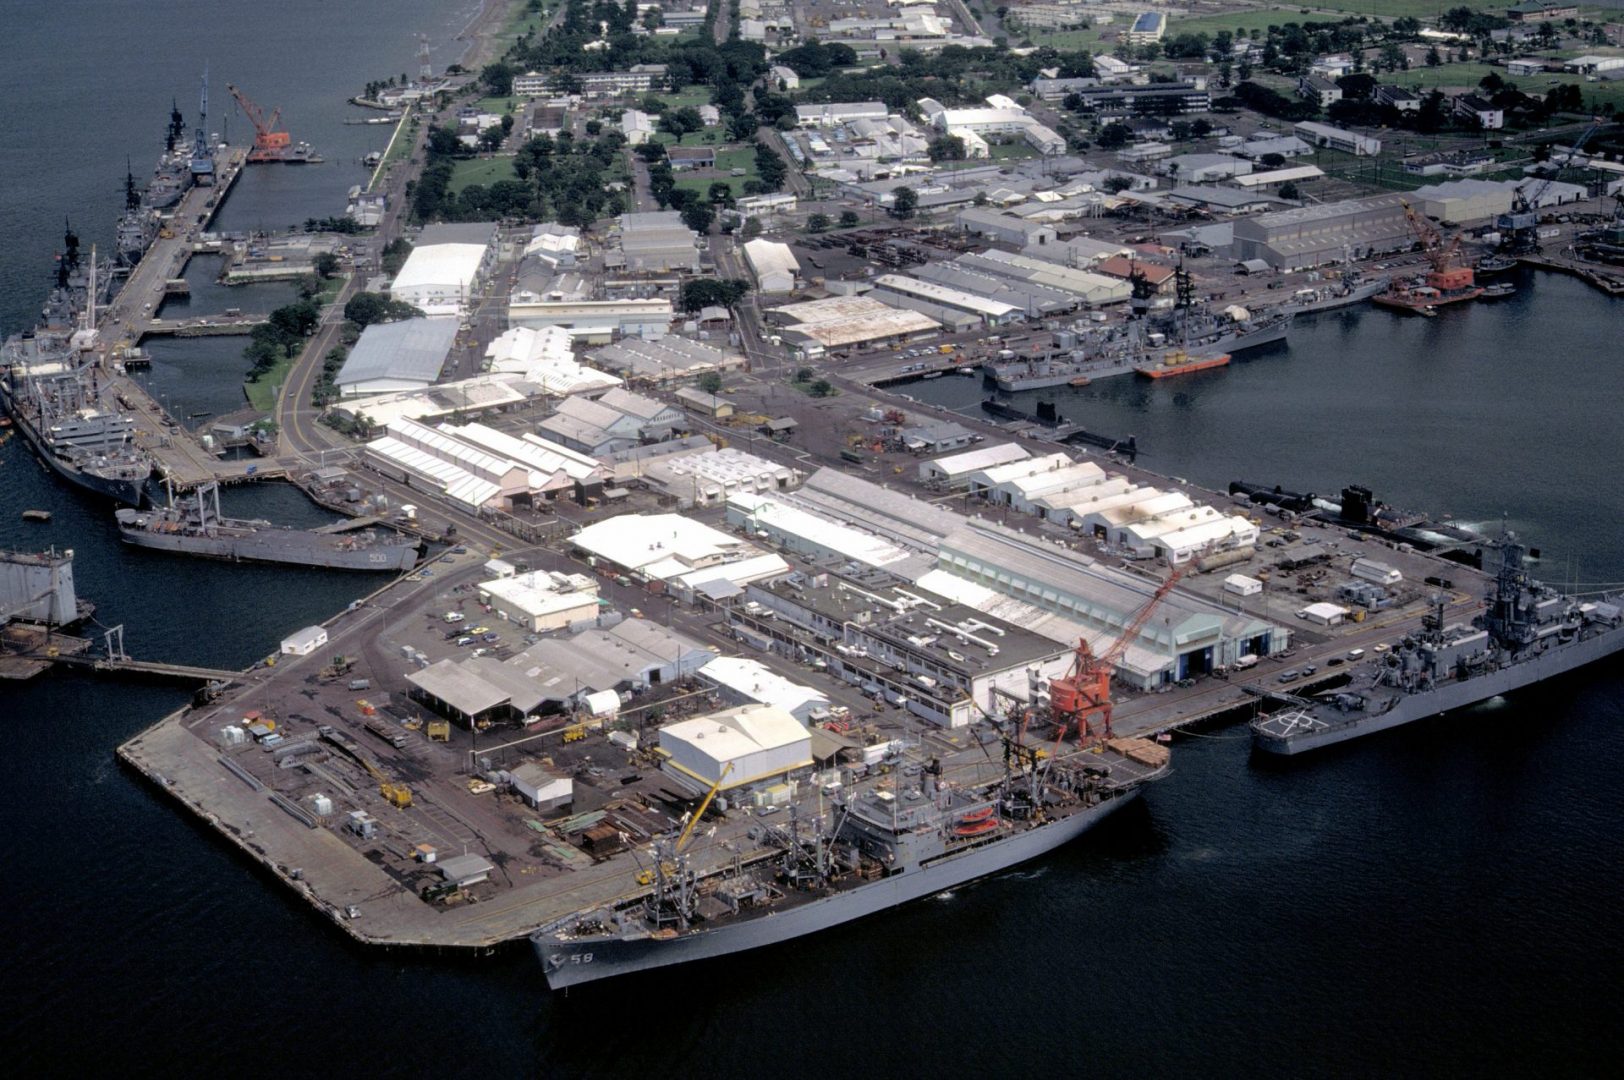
<box><xmin>1048</xmin><ymin>565</ymin><xmax>1184</xmax><ymax>744</ymax></box>
<box><xmin>227</xmin><ymin>83</ymin><xmax>290</xmax><ymax>161</ymax></box>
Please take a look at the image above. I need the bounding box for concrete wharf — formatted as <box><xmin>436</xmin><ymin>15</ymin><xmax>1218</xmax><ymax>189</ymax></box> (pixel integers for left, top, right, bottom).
<box><xmin>93</xmin><ymin>147</ymin><xmax>279</xmax><ymax>491</ymax></box>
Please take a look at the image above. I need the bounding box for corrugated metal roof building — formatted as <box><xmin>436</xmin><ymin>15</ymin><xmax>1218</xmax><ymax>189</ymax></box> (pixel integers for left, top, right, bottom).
<box><xmin>336</xmin><ymin>317</ymin><xmax>459</xmax><ymax>396</ymax></box>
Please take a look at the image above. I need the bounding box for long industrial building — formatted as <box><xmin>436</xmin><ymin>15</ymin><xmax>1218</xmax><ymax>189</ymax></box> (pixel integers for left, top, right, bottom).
<box><xmin>718</xmin><ymin>467</ymin><xmax>1287</xmax><ymax>692</ymax></box>
<box><xmin>766</xmin><ymin>296</ymin><xmax>941</xmax><ymax>358</ymax></box>
<box><xmin>570</xmin><ymin>513</ymin><xmax>791</xmax><ymax>602</ymax></box>
<box><xmin>587</xmin><ymin>337</ymin><xmax>746</xmax><ymax>383</ymax></box>
<box><xmin>1230</xmin><ymin>195</ymin><xmax>1411</xmax><ymax>270</ymax></box>
<box><xmin>362</xmin><ymin>417</ymin><xmax>609</xmax><ymax>511</ymax></box>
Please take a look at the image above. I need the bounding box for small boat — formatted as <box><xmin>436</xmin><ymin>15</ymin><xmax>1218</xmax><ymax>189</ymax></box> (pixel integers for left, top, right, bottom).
<box><xmin>1479</xmin><ymin>282</ymin><xmax>1517</xmax><ymax>299</ymax></box>
<box><xmin>1068</xmin><ymin>375</ymin><xmax>1091</xmax><ymax>387</ymax></box>
<box><xmin>22</xmin><ymin>509</ymin><xmax>52</xmax><ymax>523</ymax></box>
<box><xmin>1419</xmin><ymin>305</ymin><xmax>1438</xmax><ymax>317</ymax></box>
<box><xmin>953</xmin><ymin>816</ymin><xmax>1000</xmax><ymax>837</ymax></box>
<box><xmin>957</xmin><ymin>806</ymin><xmax>995</xmax><ymax>824</ymax></box>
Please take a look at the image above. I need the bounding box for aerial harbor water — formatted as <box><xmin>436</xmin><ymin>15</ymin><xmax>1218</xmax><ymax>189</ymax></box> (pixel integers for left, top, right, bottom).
<box><xmin>3</xmin><ymin>0</ymin><xmax>1622</xmax><ymax>1075</ymax></box>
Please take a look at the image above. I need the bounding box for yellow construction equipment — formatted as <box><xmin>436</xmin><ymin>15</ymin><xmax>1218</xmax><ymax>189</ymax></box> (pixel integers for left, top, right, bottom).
<box><xmin>676</xmin><ymin>763</ymin><xmax>733</xmax><ymax>854</ymax></box>
<box><xmin>427</xmin><ymin>719</ymin><xmax>451</xmax><ymax>742</ymax></box>
<box><xmin>562</xmin><ymin>724</ymin><xmax>587</xmax><ymax>744</ymax></box>
<box><xmin>380</xmin><ymin>782</ymin><xmax>413</xmax><ymax>809</ymax></box>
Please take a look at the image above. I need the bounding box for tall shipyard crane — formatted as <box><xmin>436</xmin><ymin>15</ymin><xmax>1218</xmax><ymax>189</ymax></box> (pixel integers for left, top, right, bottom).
<box><xmin>228</xmin><ymin>83</ymin><xmax>291</xmax><ymax>161</ymax></box>
<box><xmin>1046</xmin><ymin>566</ymin><xmax>1185</xmax><ymax>745</ymax></box>
<box><xmin>1497</xmin><ymin>118</ymin><xmax>1604</xmax><ymax>254</ymax></box>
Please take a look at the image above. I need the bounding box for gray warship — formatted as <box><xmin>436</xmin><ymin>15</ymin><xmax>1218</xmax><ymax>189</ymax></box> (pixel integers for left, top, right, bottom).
<box><xmin>1251</xmin><ymin>532</ymin><xmax>1624</xmax><ymax>755</ymax></box>
<box><xmin>533</xmin><ymin>734</ymin><xmax>1169</xmax><ymax>989</ymax></box>
<box><xmin>987</xmin><ymin>266</ymin><xmax>1291</xmax><ymax>392</ymax></box>
<box><xmin>115</xmin><ymin>482</ymin><xmax>422</xmax><ymax>572</ymax></box>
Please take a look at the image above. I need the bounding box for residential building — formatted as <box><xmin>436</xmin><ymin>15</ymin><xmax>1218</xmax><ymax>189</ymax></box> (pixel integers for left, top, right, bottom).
<box><xmin>1374</xmin><ymin>84</ymin><xmax>1422</xmax><ymax>112</ymax></box>
<box><xmin>1453</xmin><ymin>94</ymin><xmax>1504</xmax><ymax>130</ymax></box>
<box><xmin>1293</xmin><ymin>121</ymin><xmax>1382</xmax><ymax>156</ymax></box>
<box><xmin>1506</xmin><ymin>2</ymin><xmax>1577</xmax><ymax>22</ymax></box>
<box><xmin>1126</xmin><ymin>11</ymin><xmax>1166</xmax><ymax>44</ymax></box>
<box><xmin>578</xmin><ymin>64</ymin><xmax>668</xmax><ymax>98</ymax></box>
<box><xmin>1298</xmin><ymin>75</ymin><xmax>1343</xmax><ymax>108</ymax></box>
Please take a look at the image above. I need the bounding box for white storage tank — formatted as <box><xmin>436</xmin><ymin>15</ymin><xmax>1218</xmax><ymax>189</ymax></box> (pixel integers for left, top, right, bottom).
<box><xmin>309</xmin><ymin>793</ymin><xmax>334</xmax><ymax>817</ymax></box>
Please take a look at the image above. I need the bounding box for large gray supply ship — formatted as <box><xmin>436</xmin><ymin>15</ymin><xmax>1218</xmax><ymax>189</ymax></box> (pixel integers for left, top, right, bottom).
<box><xmin>534</xmin><ymin>737</ymin><xmax>1168</xmax><ymax>989</ymax></box>
<box><xmin>115</xmin><ymin>482</ymin><xmax>421</xmax><ymax>572</ymax></box>
<box><xmin>3</xmin><ymin>336</ymin><xmax>151</xmax><ymax>507</ymax></box>
<box><xmin>1251</xmin><ymin>533</ymin><xmax>1624</xmax><ymax>755</ymax></box>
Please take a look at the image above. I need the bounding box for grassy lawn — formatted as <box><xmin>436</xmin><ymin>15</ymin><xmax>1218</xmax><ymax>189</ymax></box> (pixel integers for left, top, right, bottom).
<box><xmin>656</xmin><ymin>127</ymin><xmax>730</xmax><ymax>147</ymax></box>
<box><xmin>473</xmin><ymin>95</ymin><xmax>520</xmax><ymax>115</ymax></box>
<box><xmin>662</xmin><ymin>86</ymin><xmax>715</xmax><ymax>110</ymax></box>
<box><xmin>1028</xmin><ymin>28</ymin><xmax>1113</xmax><ymax>51</ymax></box>
<box><xmin>989</xmin><ymin>140</ymin><xmax>1039</xmax><ymax>162</ymax></box>
<box><xmin>1173</xmin><ymin>10</ymin><xmax>1322</xmax><ymax>37</ymax></box>
<box><xmin>1393</xmin><ymin>60</ymin><xmax>1624</xmax><ymax>110</ymax></box>
<box><xmin>381</xmin><ymin>114</ymin><xmax>419</xmax><ymax>170</ymax></box>
<box><xmin>449</xmin><ymin>155</ymin><xmax>517</xmax><ymax>193</ymax></box>
<box><xmin>497</xmin><ymin>0</ymin><xmax>552</xmax><ymax>47</ymax></box>
<box><xmin>1299</xmin><ymin>0</ymin><xmax>1467</xmax><ymax>18</ymax></box>
<box><xmin>244</xmin><ymin>354</ymin><xmax>294</xmax><ymax>413</ymax></box>
<box><xmin>672</xmin><ymin>146</ymin><xmax>759</xmax><ymax>197</ymax></box>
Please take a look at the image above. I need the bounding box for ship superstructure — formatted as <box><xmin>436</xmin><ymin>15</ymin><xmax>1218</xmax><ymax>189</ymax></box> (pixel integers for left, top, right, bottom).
<box><xmin>1251</xmin><ymin>532</ymin><xmax>1624</xmax><ymax>755</ymax></box>
<box><xmin>115</xmin><ymin>482</ymin><xmax>422</xmax><ymax>572</ymax></box>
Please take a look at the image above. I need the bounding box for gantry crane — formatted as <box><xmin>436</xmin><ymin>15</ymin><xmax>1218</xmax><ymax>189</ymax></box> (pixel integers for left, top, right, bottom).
<box><xmin>1047</xmin><ymin>565</ymin><xmax>1185</xmax><ymax>744</ymax></box>
<box><xmin>1498</xmin><ymin>118</ymin><xmax>1604</xmax><ymax>254</ymax></box>
<box><xmin>228</xmin><ymin>83</ymin><xmax>290</xmax><ymax>161</ymax></box>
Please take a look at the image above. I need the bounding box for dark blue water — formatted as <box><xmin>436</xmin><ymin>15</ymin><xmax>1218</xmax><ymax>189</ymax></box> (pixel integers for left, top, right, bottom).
<box><xmin>4</xmin><ymin>4</ymin><xmax>1623</xmax><ymax>1076</ymax></box>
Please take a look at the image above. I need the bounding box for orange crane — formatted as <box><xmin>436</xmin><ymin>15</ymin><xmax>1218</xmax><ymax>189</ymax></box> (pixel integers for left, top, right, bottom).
<box><xmin>1048</xmin><ymin>565</ymin><xmax>1184</xmax><ymax>745</ymax></box>
<box><xmin>227</xmin><ymin>83</ymin><xmax>290</xmax><ymax>161</ymax></box>
<box><xmin>1400</xmin><ymin>200</ymin><xmax>1466</xmax><ymax>277</ymax></box>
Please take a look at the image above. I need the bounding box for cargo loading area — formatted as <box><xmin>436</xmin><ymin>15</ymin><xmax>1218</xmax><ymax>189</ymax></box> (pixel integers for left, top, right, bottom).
<box><xmin>119</xmin><ymin>447</ymin><xmax>1492</xmax><ymax>950</ymax></box>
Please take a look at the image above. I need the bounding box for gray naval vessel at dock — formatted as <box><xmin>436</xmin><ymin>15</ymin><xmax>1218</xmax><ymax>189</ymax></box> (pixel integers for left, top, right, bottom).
<box><xmin>534</xmin><ymin>733</ymin><xmax>1169</xmax><ymax>989</ymax></box>
<box><xmin>115</xmin><ymin>481</ymin><xmax>422</xmax><ymax>572</ymax></box>
<box><xmin>1251</xmin><ymin>532</ymin><xmax>1624</xmax><ymax>755</ymax></box>
<box><xmin>987</xmin><ymin>266</ymin><xmax>1292</xmax><ymax>392</ymax></box>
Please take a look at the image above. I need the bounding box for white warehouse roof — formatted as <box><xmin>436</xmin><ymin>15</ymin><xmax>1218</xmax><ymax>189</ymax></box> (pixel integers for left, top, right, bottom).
<box><xmin>700</xmin><ymin>657</ymin><xmax>830</xmax><ymax>722</ymax></box>
<box><xmin>660</xmin><ymin>703</ymin><xmax>812</xmax><ymax>789</ymax></box>
<box><xmin>872</xmin><ymin>274</ymin><xmax>1021</xmax><ymax>319</ymax></box>
<box><xmin>925</xmin><ymin>442</ymin><xmax>1031</xmax><ymax>480</ymax></box>
<box><xmin>392</xmin><ymin>243</ymin><xmax>487</xmax><ymax>295</ymax></box>
<box><xmin>743</xmin><ymin>239</ymin><xmax>800</xmax><ymax>279</ymax></box>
